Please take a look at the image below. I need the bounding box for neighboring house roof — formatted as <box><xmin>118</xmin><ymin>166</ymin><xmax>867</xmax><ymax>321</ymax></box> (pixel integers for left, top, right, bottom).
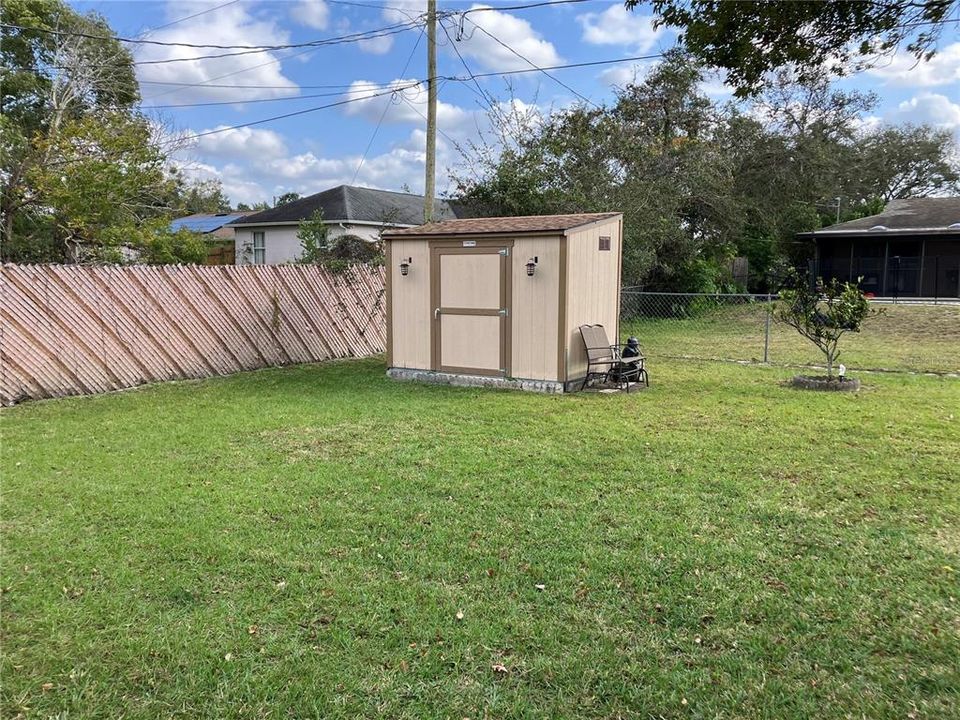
<box><xmin>170</xmin><ymin>212</ymin><xmax>253</xmax><ymax>238</ymax></box>
<box><xmin>382</xmin><ymin>212</ymin><xmax>622</xmax><ymax>238</ymax></box>
<box><xmin>228</xmin><ymin>185</ymin><xmax>464</xmax><ymax>227</ymax></box>
<box><xmin>799</xmin><ymin>197</ymin><xmax>960</xmax><ymax>239</ymax></box>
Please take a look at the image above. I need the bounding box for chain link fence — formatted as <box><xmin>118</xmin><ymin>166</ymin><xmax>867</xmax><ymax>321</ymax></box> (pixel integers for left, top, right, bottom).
<box><xmin>620</xmin><ymin>290</ymin><xmax>960</xmax><ymax>375</ymax></box>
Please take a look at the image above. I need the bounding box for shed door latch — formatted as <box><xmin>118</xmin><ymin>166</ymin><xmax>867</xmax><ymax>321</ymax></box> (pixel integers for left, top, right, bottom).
<box><xmin>498</xmin><ymin>248</ymin><xmax>509</xmax><ymax>257</ymax></box>
<box><xmin>498</xmin><ymin>308</ymin><xmax>509</xmax><ymax>317</ymax></box>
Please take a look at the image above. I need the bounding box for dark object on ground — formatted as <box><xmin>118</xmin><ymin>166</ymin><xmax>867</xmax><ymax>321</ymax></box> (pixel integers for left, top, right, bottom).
<box><xmin>789</xmin><ymin>375</ymin><xmax>861</xmax><ymax>392</ymax></box>
<box><xmin>578</xmin><ymin>325</ymin><xmax>649</xmax><ymax>392</ymax></box>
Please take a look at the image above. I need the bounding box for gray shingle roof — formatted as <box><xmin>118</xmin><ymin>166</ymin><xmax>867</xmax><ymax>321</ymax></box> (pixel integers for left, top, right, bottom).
<box><xmin>228</xmin><ymin>185</ymin><xmax>463</xmax><ymax>227</ymax></box>
<box><xmin>811</xmin><ymin>197</ymin><xmax>960</xmax><ymax>234</ymax></box>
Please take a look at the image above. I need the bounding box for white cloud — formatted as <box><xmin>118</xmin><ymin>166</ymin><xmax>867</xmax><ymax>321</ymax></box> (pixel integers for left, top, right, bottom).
<box><xmin>853</xmin><ymin>114</ymin><xmax>883</xmax><ymax>135</ymax></box>
<box><xmin>190</xmin><ymin>126</ymin><xmax>289</xmax><ymax>158</ymax></box>
<box><xmin>455</xmin><ymin>5</ymin><xmax>562</xmax><ymax>73</ymax></box>
<box><xmin>177</xmin><ymin>127</ymin><xmax>459</xmax><ymax>206</ymax></box>
<box><xmin>343</xmin><ymin>79</ymin><xmax>471</xmax><ymax>130</ymax></box>
<box><xmin>290</xmin><ymin>0</ymin><xmax>330</xmax><ymax>30</ymax></box>
<box><xmin>363</xmin><ymin>0</ymin><xmax>424</xmax><ymax>55</ymax></box>
<box><xmin>884</xmin><ymin>93</ymin><xmax>960</xmax><ymax>136</ymax></box>
<box><xmin>382</xmin><ymin>0</ymin><xmax>425</xmax><ymax>24</ymax></box>
<box><xmin>599</xmin><ymin>60</ymin><xmax>734</xmax><ymax>99</ymax></box>
<box><xmin>137</xmin><ymin>2</ymin><xmax>299</xmax><ymax>104</ymax></box>
<box><xmin>699</xmin><ymin>70</ymin><xmax>735</xmax><ymax>98</ymax></box>
<box><xmin>599</xmin><ymin>61</ymin><xmax>656</xmax><ymax>88</ymax></box>
<box><xmin>357</xmin><ymin>34</ymin><xmax>394</xmax><ymax>55</ymax></box>
<box><xmin>578</xmin><ymin>6</ymin><xmax>661</xmax><ymax>52</ymax></box>
<box><xmin>866</xmin><ymin>43</ymin><xmax>960</xmax><ymax>87</ymax></box>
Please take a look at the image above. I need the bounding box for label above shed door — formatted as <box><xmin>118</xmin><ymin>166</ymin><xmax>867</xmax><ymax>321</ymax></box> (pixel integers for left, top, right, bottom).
<box><xmin>462</xmin><ymin>240</ymin><xmax>477</xmax><ymax>247</ymax></box>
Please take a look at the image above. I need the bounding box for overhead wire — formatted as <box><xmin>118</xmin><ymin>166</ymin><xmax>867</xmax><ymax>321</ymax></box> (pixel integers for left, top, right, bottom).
<box><xmin>459</xmin><ymin>15</ymin><xmax>596</xmax><ymax>107</ymax></box>
<box><xmin>352</xmin><ymin>26</ymin><xmax>425</xmax><ymax>183</ymax></box>
<box><xmin>129</xmin><ymin>24</ymin><xmax>422</xmax><ymax>66</ymax></box>
<box><xmin>40</xmin><ymin>80</ymin><xmax>426</xmax><ymax>170</ymax></box>
<box><xmin>147</xmin><ymin>85</ymin><xmax>398</xmax><ymax>109</ymax></box>
<box><xmin>0</xmin><ymin>18</ymin><xmax>421</xmax><ymax>51</ymax></box>
<box><xmin>139</xmin><ymin>0</ymin><xmax>242</xmax><ymax>36</ymax></box>
<box><xmin>166</xmin><ymin>82</ymin><xmax>422</xmax><ymax>145</ymax></box>
<box><xmin>438</xmin><ymin>15</ymin><xmax>507</xmax><ymax>122</ymax></box>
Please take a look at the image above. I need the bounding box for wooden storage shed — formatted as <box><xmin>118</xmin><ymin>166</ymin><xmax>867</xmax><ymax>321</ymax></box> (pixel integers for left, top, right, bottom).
<box><xmin>382</xmin><ymin>212</ymin><xmax>623</xmax><ymax>392</ymax></box>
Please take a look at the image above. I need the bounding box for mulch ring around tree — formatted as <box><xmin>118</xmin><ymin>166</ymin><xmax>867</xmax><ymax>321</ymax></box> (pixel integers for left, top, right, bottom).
<box><xmin>787</xmin><ymin>375</ymin><xmax>861</xmax><ymax>392</ymax></box>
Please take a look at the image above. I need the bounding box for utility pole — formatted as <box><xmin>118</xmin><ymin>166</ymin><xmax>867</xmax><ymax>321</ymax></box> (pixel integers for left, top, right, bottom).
<box><xmin>423</xmin><ymin>0</ymin><xmax>437</xmax><ymax>224</ymax></box>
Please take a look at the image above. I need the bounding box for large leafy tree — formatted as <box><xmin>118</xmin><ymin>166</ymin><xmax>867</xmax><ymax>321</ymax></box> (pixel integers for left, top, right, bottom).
<box><xmin>171</xmin><ymin>178</ymin><xmax>233</xmax><ymax>215</ymax></box>
<box><xmin>457</xmin><ymin>51</ymin><xmax>746</xmax><ymax>291</ymax></box>
<box><xmin>628</xmin><ymin>0</ymin><xmax>958</xmax><ymax>96</ymax></box>
<box><xmin>455</xmin><ymin>53</ymin><xmax>958</xmax><ymax>292</ymax></box>
<box><xmin>1</xmin><ymin>0</ymin><xmax>197</xmax><ymax>263</ymax></box>
<box><xmin>847</xmin><ymin>126</ymin><xmax>960</xmax><ymax>202</ymax></box>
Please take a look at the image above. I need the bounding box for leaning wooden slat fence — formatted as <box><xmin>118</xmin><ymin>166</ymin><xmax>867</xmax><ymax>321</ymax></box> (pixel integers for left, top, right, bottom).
<box><xmin>0</xmin><ymin>263</ymin><xmax>387</xmax><ymax>405</ymax></box>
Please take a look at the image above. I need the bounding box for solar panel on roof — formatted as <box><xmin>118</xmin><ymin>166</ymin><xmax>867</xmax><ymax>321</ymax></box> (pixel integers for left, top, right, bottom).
<box><xmin>169</xmin><ymin>214</ymin><xmax>246</xmax><ymax>233</ymax></box>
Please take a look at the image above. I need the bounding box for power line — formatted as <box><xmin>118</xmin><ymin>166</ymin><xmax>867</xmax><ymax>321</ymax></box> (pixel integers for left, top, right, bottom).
<box><xmin>166</xmin><ymin>82</ymin><xmax>422</xmax><ymax>146</ymax></box>
<box><xmin>139</xmin><ymin>80</ymin><xmax>359</xmax><ymax>90</ymax></box>
<box><xmin>146</xmin><ymin>86</ymin><xmax>391</xmax><ymax>109</ymax></box>
<box><xmin>461</xmin><ymin>0</ymin><xmax>591</xmax><ymax>15</ymax></box>
<box><xmin>135</xmin><ymin>52</ymin><xmax>667</xmax><ymax>109</ymax></box>
<box><xmin>139</xmin><ymin>42</ymin><xmax>343</xmax><ymax>102</ymax></box>
<box><xmin>438</xmin><ymin>17</ymin><xmax>507</xmax><ymax>122</ymax></box>
<box><xmin>129</xmin><ymin>24</ymin><xmax>420</xmax><ymax>66</ymax></box>
<box><xmin>41</xmin><ymin>81</ymin><xmax>426</xmax><ymax>170</ymax></box>
<box><xmin>0</xmin><ymin>18</ymin><xmax>421</xmax><ymax>51</ymax></box>
<box><xmin>140</xmin><ymin>0</ymin><xmax>241</xmax><ymax>35</ymax></box>
<box><xmin>398</xmin><ymin>94</ymin><xmax>463</xmax><ymax>151</ymax></box>
<box><xmin>460</xmin><ymin>17</ymin><xmax>596</xmax><ymax>107</ymax></box>
<box><xmin>352</xmin><ymin>27</ymin><xmax>425</xmax><ymax>183</ymax></box>
<box><xmin>446</xmin><ymin>52</ymin><xmax>667</xmax><ymax>81</ymax></box>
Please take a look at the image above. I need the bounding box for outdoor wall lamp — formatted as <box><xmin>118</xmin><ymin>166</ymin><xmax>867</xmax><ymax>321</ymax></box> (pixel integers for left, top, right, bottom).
<box><xmin>525</xmin><ymin>256</ymin><xmax>538</xmax><ymax>277</ymax></box>
<box><xmin>399</xmin><ymin>257</ymin><xmax>412</xmax><ymax>276</ymax></box>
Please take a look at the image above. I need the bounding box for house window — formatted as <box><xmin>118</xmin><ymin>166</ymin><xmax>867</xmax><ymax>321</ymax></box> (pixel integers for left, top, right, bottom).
<box><xmin>599</xmin><ymin>235</ymin><xmax>611</xmax><ymax>251</ymax></box>
<box><xmin>252</xmin><ymin>231</ymin><xmax>265</xmax><ymax>264</ymax></box>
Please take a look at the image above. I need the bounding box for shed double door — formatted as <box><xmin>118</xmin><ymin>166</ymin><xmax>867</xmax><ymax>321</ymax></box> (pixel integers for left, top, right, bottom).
<box><xmin>431</xmin><ymin>243</ymin><xmax>512</xmax><ymax>376</ymax></box>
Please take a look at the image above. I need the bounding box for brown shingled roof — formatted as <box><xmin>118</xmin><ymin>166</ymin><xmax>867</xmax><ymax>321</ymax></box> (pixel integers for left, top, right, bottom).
<box><xmin>382</xmin><ymin>212</ymin><xmax>621</xmax><ymax>238</ymax></box>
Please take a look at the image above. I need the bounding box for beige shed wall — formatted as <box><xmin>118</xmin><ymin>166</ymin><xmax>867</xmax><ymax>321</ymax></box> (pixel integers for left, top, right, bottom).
<box><xmin>510</xmin><ymin>236</ymin><xmax>561</xmax><ymax>381</ymax></box>
<box><xmin>563</xmin><ymin>217</ymin><xmax>623</xmax><ymax>381</ymax></box>
<box><xmin>388</xmin><ymin>239</ymin><xmax>432</xmax><ymax>369</ymax></box>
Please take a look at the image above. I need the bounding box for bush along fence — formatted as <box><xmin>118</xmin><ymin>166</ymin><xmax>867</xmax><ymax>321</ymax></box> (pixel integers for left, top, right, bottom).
<box><xmin>620</xmin><ymin>290</ymin><xmax>960</xmax><ymax>376</ymax></box>
<box><xmin>0</xmin><ymin>264</ymin><xmax>386</xmax><ymax>405</ymax></box>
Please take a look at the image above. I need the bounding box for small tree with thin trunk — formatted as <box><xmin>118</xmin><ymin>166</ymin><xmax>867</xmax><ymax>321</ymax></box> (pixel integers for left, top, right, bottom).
<box><xmin>297</xmin><ymin>209</ymin><xmax>329</xmax><ymax>265</ymax></box>
<box><xmin>776</xmin><ymin>274</ymin><xmax>871</xmax><ymax>378</ymax></box>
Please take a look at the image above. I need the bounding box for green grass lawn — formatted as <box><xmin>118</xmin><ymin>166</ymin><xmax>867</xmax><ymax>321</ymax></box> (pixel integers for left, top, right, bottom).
<box><xmin>623</xmin><ymin>302</ymin><xmax>960</xmax><ymax>373</ymax></box>
<box><xmin>2</xmin><ymin>359</ymin><xmax>958</xmax><ymax>719</ymax></box>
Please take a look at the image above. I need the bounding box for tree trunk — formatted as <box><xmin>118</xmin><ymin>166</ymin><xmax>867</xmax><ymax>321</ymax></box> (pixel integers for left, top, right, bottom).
<box><xmin>2</xmin><ymin>208</ymin><xmax>13</xmax><ymax>251</ymax></box>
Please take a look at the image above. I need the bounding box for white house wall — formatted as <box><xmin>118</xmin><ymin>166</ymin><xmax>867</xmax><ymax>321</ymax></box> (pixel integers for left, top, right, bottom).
<box><xmin>234</xmin><ymin>223</ymin><xmax>385</xmax><ymax>265</ymax></box>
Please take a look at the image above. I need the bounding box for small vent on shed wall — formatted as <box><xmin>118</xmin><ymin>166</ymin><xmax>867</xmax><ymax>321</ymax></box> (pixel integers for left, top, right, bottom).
<box><xmin>598</xmin><ymin>235</ymin><xmax>611</xmax><ymax>251</ymax></box>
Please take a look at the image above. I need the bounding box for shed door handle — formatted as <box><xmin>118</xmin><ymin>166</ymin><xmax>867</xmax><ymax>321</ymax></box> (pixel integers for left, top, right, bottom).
<box><xmin>434</xmin><ymin>307</ymin><xmax>441</xmax><ymax>320</ymax></box>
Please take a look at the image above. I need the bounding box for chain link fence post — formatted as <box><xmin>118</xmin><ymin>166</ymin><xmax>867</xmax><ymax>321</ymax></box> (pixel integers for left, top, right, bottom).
<box><xmin>764</xmin><ymin>292</ymin><xmax>772</xmax><ymax>363</ymax></box>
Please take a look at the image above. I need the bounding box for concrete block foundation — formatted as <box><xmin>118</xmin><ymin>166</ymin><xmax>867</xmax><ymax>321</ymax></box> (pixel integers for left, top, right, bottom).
<box><xmin>387</xmin><ymin>368</ymin><xmax>565</xmax><ymax>394</ymax></box>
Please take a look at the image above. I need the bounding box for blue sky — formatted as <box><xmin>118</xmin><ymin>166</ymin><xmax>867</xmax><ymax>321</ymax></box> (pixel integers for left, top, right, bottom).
<box><xmin>71</xmin><ymin>1</ymin><xmax>960</xmax><ymax>206</ymax></box>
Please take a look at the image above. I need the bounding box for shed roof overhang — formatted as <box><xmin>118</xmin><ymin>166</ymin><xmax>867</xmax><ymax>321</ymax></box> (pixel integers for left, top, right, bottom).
<box><xmin>382</xmin><ymin>212</ymin><xmax>623</xmax><ymax>241</ymax></box>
